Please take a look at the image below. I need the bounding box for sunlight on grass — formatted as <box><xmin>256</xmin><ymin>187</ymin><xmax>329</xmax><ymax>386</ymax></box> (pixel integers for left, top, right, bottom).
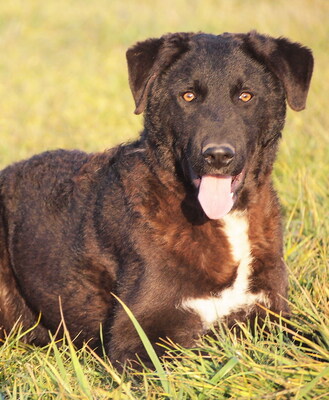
<box><xmin>0</xmin><ymin>0</ymin><xmax>328</xmax><ymax>398</ymax></box>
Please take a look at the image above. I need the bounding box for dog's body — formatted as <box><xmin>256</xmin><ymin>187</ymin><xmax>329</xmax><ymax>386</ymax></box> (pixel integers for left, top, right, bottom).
<box><xmin>0</xmin><ymin>32</ymin><xmax>313</xmax><ymax>366</ymax></box>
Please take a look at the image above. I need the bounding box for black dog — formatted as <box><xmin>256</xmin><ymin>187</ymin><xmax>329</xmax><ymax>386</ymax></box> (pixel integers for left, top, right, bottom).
<box><xmin>0</xmin><ymin>31</ymin><xmax>313</xmax><ymax>367</ymax></box>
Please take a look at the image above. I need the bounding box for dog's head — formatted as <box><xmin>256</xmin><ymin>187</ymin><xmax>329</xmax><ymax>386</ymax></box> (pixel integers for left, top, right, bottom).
<box><xmin>126</xmin><ymin>32</ymin><xmax>313</xmax><ymax>219</ymax></box>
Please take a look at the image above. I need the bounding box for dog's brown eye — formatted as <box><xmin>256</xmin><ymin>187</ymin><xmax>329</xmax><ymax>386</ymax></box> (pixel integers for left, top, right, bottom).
<box><xmin>182</xmin><ymin>92</ymin><xmax>196</xmax><ymax>102</ymax></box>
<box><xmin>239</xmin><ymin>92</ymin><xmax>253</xmax><ymax>102</ymax></box>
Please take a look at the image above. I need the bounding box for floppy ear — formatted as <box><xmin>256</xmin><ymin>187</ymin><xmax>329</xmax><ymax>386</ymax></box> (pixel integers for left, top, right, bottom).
<box><xmin>126</xmin><ymin>33</ymin><xmax>191</xmax><ymax>114</ymax></box>
<box><xmin>243</xmin><ymin>31</ymin><xmax>314</xmax><ymax>111</ymax></box>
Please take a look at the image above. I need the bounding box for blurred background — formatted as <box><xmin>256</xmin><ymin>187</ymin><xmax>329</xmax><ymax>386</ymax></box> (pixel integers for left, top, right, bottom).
<box><xmin>0</xmin><ymin>0</ymin><xmax>327</xmax><ymax>167</ymax></box>
<box><xmin>0</xmin><ymin>3</ymin><xmax>328</xmax><ymax>396</ymax></box>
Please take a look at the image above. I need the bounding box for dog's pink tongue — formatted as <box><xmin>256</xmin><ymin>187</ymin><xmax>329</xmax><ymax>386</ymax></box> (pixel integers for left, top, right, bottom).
<box><xmin>198</xmin><ymin>175</ymin><xmax>233</xmax><ymax>220</ymax></box>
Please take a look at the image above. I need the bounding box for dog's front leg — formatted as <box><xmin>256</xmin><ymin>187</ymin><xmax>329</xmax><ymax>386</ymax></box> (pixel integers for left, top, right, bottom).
<box><xmin>108</xmin><ymin>303</ymin><xmax>203</xmax><ymax>370</ymax></box>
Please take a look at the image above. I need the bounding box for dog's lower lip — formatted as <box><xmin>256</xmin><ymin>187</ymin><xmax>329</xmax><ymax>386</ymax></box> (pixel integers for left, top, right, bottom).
<box><xmin>192</xmin><ymin>176</ymin><xmax>201</xmax><ymax>188</ymax></box>
<box><xmin>231</xmin><ymin>171</ymin><xmax>244</xmax><ymax>192</ymax></box>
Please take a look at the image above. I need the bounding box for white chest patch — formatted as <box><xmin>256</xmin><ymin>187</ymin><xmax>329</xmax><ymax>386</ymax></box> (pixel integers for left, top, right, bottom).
<box><xmin>181</xmin><ymin>212</ymin><xmax>268</xmax><ymax>328</ymax></box>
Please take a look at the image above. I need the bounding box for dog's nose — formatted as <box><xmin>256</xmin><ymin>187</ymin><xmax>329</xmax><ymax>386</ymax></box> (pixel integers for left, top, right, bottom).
<box><xmin>202</xmin><ymin>144</ymin><xmax>235</xmax><ymax>169</ymax></box>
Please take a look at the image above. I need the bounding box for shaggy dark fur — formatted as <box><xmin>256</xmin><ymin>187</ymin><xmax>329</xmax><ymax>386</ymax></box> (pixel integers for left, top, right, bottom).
<box><xmin>0</xmin><ymin>31</ymin><xmax>313</xmax><ymax>368</ymax></box>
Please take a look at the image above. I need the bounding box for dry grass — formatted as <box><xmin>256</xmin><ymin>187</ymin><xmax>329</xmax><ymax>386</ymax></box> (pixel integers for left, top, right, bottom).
<box><xmin>0</xmin><ymin>0</ymin><xmax>328</xmax><ymax>398</ymax></box>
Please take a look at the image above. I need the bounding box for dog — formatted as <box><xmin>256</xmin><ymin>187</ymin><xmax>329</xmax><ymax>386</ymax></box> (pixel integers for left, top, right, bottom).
<box><xmin>0</xmin><ymin>31</ymin><xmax>313</xmax><ymax>367</ymax></box>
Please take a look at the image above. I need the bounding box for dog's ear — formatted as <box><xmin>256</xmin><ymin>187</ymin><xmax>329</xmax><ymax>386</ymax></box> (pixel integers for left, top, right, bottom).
<box><xmin>126</xmin><ymin>33</ymin><xmax>191</xmax><ymax>114</ymax></box>
<box><xmin>243</xmin><ymin>31</ymin><xmax>314</xmax><ymax>111</ymax></box>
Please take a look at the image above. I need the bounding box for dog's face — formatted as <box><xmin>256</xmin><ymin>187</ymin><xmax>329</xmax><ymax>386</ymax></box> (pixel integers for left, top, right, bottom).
<box><xmin>127</xmin><ymin>32</ymin><xmax>313</xmax><ymax>219</ymax></box>
<box><xmin>155</xmin><ymin>36</ymin><xmax>286</xmax><ymax>203</ymax></box>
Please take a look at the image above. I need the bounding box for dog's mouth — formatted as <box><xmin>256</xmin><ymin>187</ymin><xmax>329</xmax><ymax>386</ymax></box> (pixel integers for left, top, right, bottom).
<box><xmin>192</xmin><ymin>171</ymin><xmax>245</xmax><ymax>220</ymax></box>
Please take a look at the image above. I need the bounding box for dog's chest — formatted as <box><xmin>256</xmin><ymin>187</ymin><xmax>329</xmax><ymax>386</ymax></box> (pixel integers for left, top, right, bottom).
<box><xmin>181</xmin><ymin>212</ymin><xmax>267</xmax><ymax>328</ymax></box>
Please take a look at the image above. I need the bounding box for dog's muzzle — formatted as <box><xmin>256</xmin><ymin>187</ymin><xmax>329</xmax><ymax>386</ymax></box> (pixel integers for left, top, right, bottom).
<box><xmin>187</xmin><ymin>143</ymin><xmax>245</xmax><ymax>220</ymax></box>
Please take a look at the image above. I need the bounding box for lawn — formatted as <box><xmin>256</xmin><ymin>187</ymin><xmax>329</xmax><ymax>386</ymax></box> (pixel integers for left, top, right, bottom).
<box><xmin>0</xmin><ymin>0</ymin><xmax>328</xmax><ymax>398</ymax></box>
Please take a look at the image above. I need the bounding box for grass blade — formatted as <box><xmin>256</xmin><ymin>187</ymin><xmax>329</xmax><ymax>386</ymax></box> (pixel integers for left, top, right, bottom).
<box><xmin>112</xmin><ymin>293</ymin><xmax>172</xmax><ymax>396</ymax></box>
<box><xmin>209</xmin><ymin>357</ymin><xmax>239</xmax><ymax>384</ymax></box>
<box><xmin>87</xmin><ymin>347</ymin><xmax>136</xmax><ymax>400</ymax></box>
<box><xmin>58</xmin><ymin>300</ymin><xmax>93</xmax><ymax>400</ymax></box>
<box><xmin>295</xmin><ymin>365</ymin><xmax>329</xmax><ymax>399</ymax></box>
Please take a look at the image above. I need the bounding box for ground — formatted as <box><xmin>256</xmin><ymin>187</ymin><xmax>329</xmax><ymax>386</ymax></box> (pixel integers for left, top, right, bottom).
<box><xmin>0</xmin><ymin>0</ymin><xmax>328</xmax><ymax>398</ymax></box>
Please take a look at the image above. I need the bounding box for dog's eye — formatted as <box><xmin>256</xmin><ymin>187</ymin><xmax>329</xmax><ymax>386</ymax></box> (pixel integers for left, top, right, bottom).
<box><xmin>239</xmin><ymin>92</ymin><xmax>253</xmax><ymax>102</ymax></box>
<box><xmin>182</xmin><ymin>92</ymin><xmax>196</xmax><ymax>102</ymax></box>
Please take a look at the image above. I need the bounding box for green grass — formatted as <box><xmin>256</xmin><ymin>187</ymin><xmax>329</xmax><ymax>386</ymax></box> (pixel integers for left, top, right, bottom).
<box><xmin>0</xmin><ymin>0</ymin><xmax>328</xmax><ymax>398</ymax></box>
